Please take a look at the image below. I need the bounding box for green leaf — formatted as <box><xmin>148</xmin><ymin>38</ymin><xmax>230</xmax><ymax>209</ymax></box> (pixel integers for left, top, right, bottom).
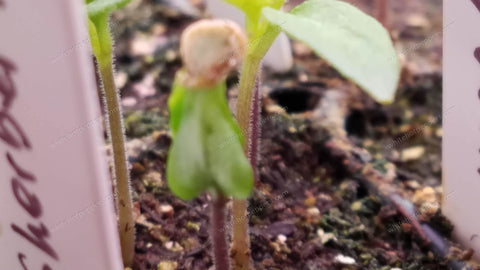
<box><xmin>262</xmin><ymin>0</ymin><xmax>400</xmax><ymax>103</ymax></box>
<box><xmin>88</xmin><ymin>18</ymin><xmax>102</xmax><ymax>58</ymax></box>
<box><xmin>88</xmin><ymin>14</ymin><xmax>112</xmax><ymax>67</ymax></box>
<box><xmin>202</xmin><ymin>83</ymin><xmax>253</xmax><ymax>199</ymax></box>
<box><xmin>167</xmin><ymin>78</ymin><xmax>253</xmax><ymax>200</ymax></box>
<box><xmin>87</xmin><ymin>0</ymin><xmax>130</xmax><ymax>17</ymax></box>
<box><xmin>221</xmin><ymin>0</ymin><xmax>284</xmax><ymax>34</ymax></box>
<box><xmin>86</xmin><ymin>0</ymin><xmax>130</xmax><ymax>64</ymax></box>
<box><xmin>167</xmin><ymin>110</ymin><xmax>211</xmax><ymax>200</ymax></box>
<box><xmin>168</xmin><ymin>79</ymin><xmax>188</xmax><ymax>137</ymax></box>
<box><xmin>222</xmin><ymin>0</ymin><xmax>283</xmax><ymax>16</ymax></box>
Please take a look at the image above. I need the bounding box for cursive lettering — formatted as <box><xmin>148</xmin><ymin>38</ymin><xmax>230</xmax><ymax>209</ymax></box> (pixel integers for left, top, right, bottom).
<box><xmin>0</xmin><ymin>55</ymin><xmax>58</xmax><ymax>268</ymax></box>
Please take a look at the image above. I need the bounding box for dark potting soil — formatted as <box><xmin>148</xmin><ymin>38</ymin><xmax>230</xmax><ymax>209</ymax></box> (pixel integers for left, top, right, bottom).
<box><xmin>100</xmin><ymin>0</ymin><xmax>478</xmax><ymax>269</ymax></box>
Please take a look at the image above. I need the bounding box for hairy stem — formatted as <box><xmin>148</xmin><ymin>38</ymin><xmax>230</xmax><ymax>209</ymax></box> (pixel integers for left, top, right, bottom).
<box><xmin>231</xmin><ymin>54</ymin><xmax>261</xmax><ymax>270</ymax></box>
<box><xmin>94</xmin><ymin>16</ymin><xmax>135</xmax><ymax>267</ymax></box>
<box><xmin>249</xmin><ymin>75</ymin><xmax>261</xmax><ymax>183</ymax></box>
<box><xmin>212</xmin><ymin>195</ymin><xmax>230</xmax><ymax>270</ymax></box>
<box><xmin>231</xmin><ymin>23</ymin><xmax>280</xmax><ymax>270</ymax></box>
<box><xmin>99</xmin><ymin>61</ymin><xmax>135</xmax><ymax>267</ymax></box>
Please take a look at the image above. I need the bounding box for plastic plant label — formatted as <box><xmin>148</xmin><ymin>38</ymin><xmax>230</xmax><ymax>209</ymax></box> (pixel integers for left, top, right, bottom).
<box><xmin>0</xmin><ymin>1</ymin><xmax>123</xmax><ymax>269</ymax></box>
<box><xmin>443</xmin><ymin>0</ymin><xmax>480</xmax><ymax>259</ymax></box>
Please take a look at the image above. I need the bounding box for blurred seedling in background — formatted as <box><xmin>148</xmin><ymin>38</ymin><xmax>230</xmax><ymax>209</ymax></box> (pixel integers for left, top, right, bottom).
<box><xmin>85</xmin><ymin>0</ymin><xmax>135</xmax><ymax>266</ymax></box>
<box><xmin>166</xmin><ymin>19</ymin><xmax>252</xmax><ymax>270</ymax></box>
<box><xmin>217</xmin><ymin>0</ymin><xmax>400</xmax><ymax>269</ymax></box>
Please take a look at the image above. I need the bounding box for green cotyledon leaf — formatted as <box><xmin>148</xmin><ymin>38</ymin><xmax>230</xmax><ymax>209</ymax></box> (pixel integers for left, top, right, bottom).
<box><xmin>86</xmin><ymin>0</ymin><xmax>131</xmax><ymax>66</ymax></box>
<box><xmin>221</xmin><ymin>0</ymin><xmax>284</xmax><ymax>34</ymax></box>
<box><xmin>202</xmin><ymin>82</ymin><xmax>252</xmax><ymax>199</ymax></box>
<box><xmin>167</xmin><ymin>78</ymin><xmax>188</xmax><ymax>137</ymax></box>
<box><xmin>222</xmin><ymin>0</ymin><xmax>284</xmax><ymax>18</ymax></box>
<box><xmin>87</xmin><ymin>0</ymin><xmax>131</xmax><ymax>18</ymax></box>
<box><xmin>167</xmin><ymin>74</ymin><xmax>253</xmax><ymax>200</ymax></box>
<box><xmin>167</xmin><ymin>110</ymin><xmax>211</xmax><ymax>200</ymax></box>
<box><xmin>262</xmin><ymin>0</ymin><xmax>400</xmax><ymax>103</ymax></box>
<box><xmin>88</xmin><ymin>18</ymin><xmax>102</xmax><ymax>58</ymax></box>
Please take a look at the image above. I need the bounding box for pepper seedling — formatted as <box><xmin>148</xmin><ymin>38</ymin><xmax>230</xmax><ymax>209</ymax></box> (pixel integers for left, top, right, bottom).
<box><xmin>166</xmin><ymin>19</ymin><xmax>253</xmax><ymax>270</ymax></box>
<box><xmin>85</xmin><ymin>0</ymin><xmax>135</xmax><ymax>266</ymax></box>
<box><xmin>220</xmin><ymin>0</ymin><xmax>400</xmax><ymax>269</ymax></box>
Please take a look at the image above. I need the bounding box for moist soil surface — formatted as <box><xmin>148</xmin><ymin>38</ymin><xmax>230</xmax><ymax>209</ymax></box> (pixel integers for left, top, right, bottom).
<box><xmin>100</xmin><ymin>0</ymin><xmax>476</xmax><ymax>269</ymax></box>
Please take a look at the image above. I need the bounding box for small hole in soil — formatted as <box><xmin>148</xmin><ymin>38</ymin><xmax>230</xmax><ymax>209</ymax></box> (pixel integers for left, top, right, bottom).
<box><xmin>345</xmin><ymin>110</ymin><xmax>367</xmax><ymax>137</ymax></box>
<box><xmin>268</xmin><ymin>87</ymin><xmax>320</xmax><ymax>113</ymax></box>
<box><xmin>356</xmin><ymin>181</ymin><xmax>369</xmax><ymax>199</ymax></box>
<box><xmin>369</xmin><ymin>108</ymin><xmax>389</xmax><ymax>126</ymax></box>
<box><xmin>410</xmin><ymin>88</ymin><xmax>427</xmax><ymax>105</ymax></box>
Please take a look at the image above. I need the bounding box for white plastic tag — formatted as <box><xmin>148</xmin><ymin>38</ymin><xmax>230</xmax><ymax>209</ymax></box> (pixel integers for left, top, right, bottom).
<box><xmin>443</xmin><ymin>0</ymin><xmax>480</xmax><ymax>259</ymax></box>
<box><xmin>0</xmin><ymin>1</ymin><xmax>123</xmax><ymax>269</ymax></box>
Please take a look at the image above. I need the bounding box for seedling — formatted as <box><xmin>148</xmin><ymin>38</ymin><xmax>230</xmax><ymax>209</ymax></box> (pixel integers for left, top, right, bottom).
<box><xmin>84</xmin><ymin>0</ymin><xmax>399</xmax><ymax>269</ymax></box>
<box><xmin>166</xmin><ymin>20</ymin><xmax>252</xmax><ymax>270</ymax></box>
<box><xmin>219</xmin><ymin>0</ymin><xmax>400</xmax><ymax>269</ymax></box>
<box><xmin>85</xmin><ymin>0</ymin><xmax>135</xmax><ymax>266</ymax></box>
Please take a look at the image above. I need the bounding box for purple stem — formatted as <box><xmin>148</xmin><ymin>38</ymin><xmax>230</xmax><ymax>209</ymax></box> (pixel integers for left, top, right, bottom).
<box><xmin>248</xmin><ymin>73</ymin><xmax>261</xmax><ymax>183</ymax></box>
<box><xmin>212</xmin><ymin>195</ymin><xmax>230</xmax><ymax>270</ymax></box>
